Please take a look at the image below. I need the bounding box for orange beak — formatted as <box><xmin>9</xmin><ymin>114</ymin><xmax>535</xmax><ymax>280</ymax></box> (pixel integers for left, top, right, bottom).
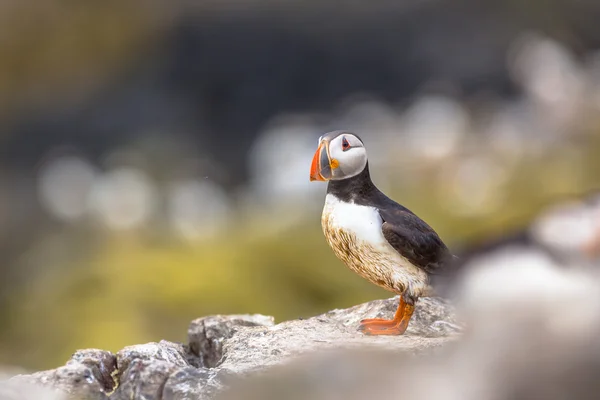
<box><xmin>310</xmin><ymin>142</ymin><xmax>325</xmax><ymax>181</ymax></box>
<box><xmin>310</xmin><ymin>141</ymin><xmax>335</xmax><ymax>181</ymax></box>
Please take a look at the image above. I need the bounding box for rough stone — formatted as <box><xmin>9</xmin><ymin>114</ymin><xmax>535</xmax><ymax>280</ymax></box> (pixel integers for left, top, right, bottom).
<box><xmin>213</xmin><ymin>296</ymin><xmax>460</xmax><ymax>375</ymax></box>
<box><xmin>215</xmin><ymin>312</ymin><xmax>600</xmax><ymax>400</ymax></box>
<box><xmin>213</xmin><ymin>258</ymin><xmax>600</xmax><ymax>400</ymax></box>
<box><xmin>162</xmin><ymin>367</ymin><xmax>225</xmax><ymax>400</ymax></box>
<box><xmin>115</xmin><ymin>341</ymin><xmax>192</xmax><ymax>380</ymax></box>
<box><xmin>188</xmin><ymin>314</ymin><xmax>275</xmax><ymax>368</ymax></box>
<box><xmin>111</xmin><ymin>340</ymin><xmax>202</xmax><ymax>400</ymax></box>
<box><xmin>7</xmin><ymin>360</ymin><xmax>110</xmax><ymax>400</ymax></box>
<box><xmin>70</xmin><ymin>349</ymin><xmax>117</xmax><ymax>393</ymax></box>
<box><xmin>0</xmin><ymin>376</ymin><xmax>67</xmax><ymax>400</ymax></box>
<box><xmin>2</xmin><ymin>296</ymin><xmax>458</xmax><ymax>399</ymax></box>
<box><xmin>111</xmin><ymin>359</ymin><xmax>176</xmax><ymax>400</ymax></box>
<box><xmin>326</xmin><ymin>296</ymin><xmax>462</xmax><ymax>337</ymax></box>
<box><xmin>214</xmin><ymin>347</ymin><xmax>415</xmax><ymax>400</ymax></box>
<box><xmin>3</xmin><ymin>349</ymin><xmax>116</xmax><ymax>399</ymax></box>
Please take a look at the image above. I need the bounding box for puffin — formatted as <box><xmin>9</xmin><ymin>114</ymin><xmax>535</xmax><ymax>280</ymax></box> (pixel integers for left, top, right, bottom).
<box><xmin>309</xmin><ymin>130</ymin><xmax>453</xmax><ymax>335</ymax></box>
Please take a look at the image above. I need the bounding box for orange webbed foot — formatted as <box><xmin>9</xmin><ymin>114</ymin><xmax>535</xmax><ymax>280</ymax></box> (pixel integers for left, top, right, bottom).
<box><xmin>359</xmin><ymin>318</ymin><xmax>397</xmax><ymax>326</ymax></box>
<box><xmin>359</xmin><ymin>318</ymin><xmax>410</xmax><ymax>335</ymax></box>
<box><xmin>358</xmin><ymin>298</ymin><xmax>415</xmax><ymax>336</ymax></box>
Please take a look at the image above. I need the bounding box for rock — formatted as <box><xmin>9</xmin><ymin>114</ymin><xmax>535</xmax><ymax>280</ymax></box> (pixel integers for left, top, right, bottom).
<box><xmin>111</xmin><ymin>341</ymin><xmax>203</xmax><ymax>400</ymax></box>
<box><xmin>215</xmin><ymin>332</ymin><xmax>600</xmax><ymax>400</ymax></box>
<box><xmin>111</xmin><ymin>359</ymin><xmax>176</xmax><ymax>400</ymax></box>
<box><xmin>188</xmin><ymin>314</ymin><xmax>275</xmax><ymax>368</ymax></box>
<box><xmin>7</xmin><ymin>359</ymin><xmax>110</xmax><ymax>400</ymax></box>
<box><xmin>2</xmin><ymin>296</ymin><xmax>458</xmax><ymax>399</ymax></box>
<box><xmin>215</xmin><ymin>278</ymin><xmax>600</xmax><ymax>400</ymax></box>
<box><xmin>213</xmin><ymin>347</ymin><xmax>416</xmax><ymax>400</ymax></box>
<box><xmin>211</xmin><ymin>296</ymin><xmax>460</xmax><ymax>375</ymax></box>
<box><xmin>115</xmin><ymin>341</ymin><xmax>193</xmax><ymax>380</ymax></box>
<box><xmin>326</xmin><ymin>296</ymin><xmax>462</xmax><ymax>337</ymax></box>
<box><xmin>0</xmin><ymin>377</ymin><xmax>67</xmax><ymax>400</ymax></box>
<box><xmin>162</xmin><ymin>367</ymin><xmax>226</xmax><ymax>400</ymax></box>
<box><xmin>70</xmin><ymin>349</ymin><xmax>118</xmax><ymax>393</ymax></box>
<box><xmin>2</xmin><ymin>349</ymin><xmax>116</xmax><ymax>399</ymax></box>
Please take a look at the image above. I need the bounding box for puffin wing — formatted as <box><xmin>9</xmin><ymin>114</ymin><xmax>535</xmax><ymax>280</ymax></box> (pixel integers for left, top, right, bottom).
<box><xmin>378</xmin><ymin>208</ymin><xmax>449</xmax><ymax>275</ymax></box>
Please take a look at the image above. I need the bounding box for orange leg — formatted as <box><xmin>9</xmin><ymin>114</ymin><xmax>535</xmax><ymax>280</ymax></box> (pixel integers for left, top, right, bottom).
<box><xmin>360</xmin><ymin>297</ymin><xmax>406</xmax><ymax>327</ymax></box>
<box><xmin>359</xmin><ymin>297</ymin><xmax>415</xmax><ymax>336</ymax></box>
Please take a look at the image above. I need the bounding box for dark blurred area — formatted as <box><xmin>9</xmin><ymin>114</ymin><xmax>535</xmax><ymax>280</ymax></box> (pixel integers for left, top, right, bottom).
<box><xmin>2</xmin><ymin>0</ymin><xmax>600</xmax><ymax>370</ymax></box>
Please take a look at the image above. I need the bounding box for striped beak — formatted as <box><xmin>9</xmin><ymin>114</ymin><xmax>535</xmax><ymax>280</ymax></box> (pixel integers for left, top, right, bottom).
<box><xmin>310</xmin><ymin>140</ymin><xmax>333</xmax><ymax>181</ymax></box>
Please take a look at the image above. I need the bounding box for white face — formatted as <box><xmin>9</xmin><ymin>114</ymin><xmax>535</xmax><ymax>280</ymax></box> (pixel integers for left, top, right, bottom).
<box><xmin>328</xmin><ymin>133</ymin><xmax>368</xmax><ymax>180</ymax></box>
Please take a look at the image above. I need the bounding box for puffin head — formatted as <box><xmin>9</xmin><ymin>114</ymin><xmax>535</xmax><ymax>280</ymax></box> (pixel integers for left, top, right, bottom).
<box><xmin>310</xmin><ymin>131</ymin><xmax>367</xmax><ymax>182</ymax></box>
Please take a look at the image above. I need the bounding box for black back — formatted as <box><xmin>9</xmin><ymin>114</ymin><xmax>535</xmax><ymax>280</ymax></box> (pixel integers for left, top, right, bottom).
<box><xmin>327</xmin><ymin>162</ymin><xmax>453</xmax><ymax>275</ymax></box>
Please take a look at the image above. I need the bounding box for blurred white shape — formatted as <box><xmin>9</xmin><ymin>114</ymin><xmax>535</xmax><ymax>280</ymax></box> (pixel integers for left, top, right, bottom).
<box><xmin>509</xmin><ymin>33</ymin><xmax>584</xmax><ymax>125</ymax></box>
<box><xmin>37</xmin><ymin>155</ymin><xmax>97</xmax><ymax>222</ymax></box>
<box><xmin>400</xmin><ymin>95</ymin><xmax>468</xmax><ymax>161</ymax></box>
<box><xmin>438</xmin><ymin>156</ymin><xmax>509</xmax><ymax>216</ymax></box>
<box><xmin>167</xmin><ymin>179</ymin><xmax>231</xmax><ymax>241</ymax></box>
<box><xmin>88</xmin><ymin>167</ymin><xmax>156</xmax><ymax>230</ymax></box>
<box><xmin>531</xmin><ymin>201</ymin><xmax>598</xmax><ymax>254</ymax></box>
<box><xmin>454</xmin><ymin>246</ymin><xmax>600</xmax><ymax>338</ymax></box>
<box><xmin>456</xmin><ymin>247</ymin><xmax>560</xmax><ymax>307</ymax></box>
<box><xmin>248</xmin><ymin>116</ymin><xmax>322</xmax><ymax>206</ymax></box>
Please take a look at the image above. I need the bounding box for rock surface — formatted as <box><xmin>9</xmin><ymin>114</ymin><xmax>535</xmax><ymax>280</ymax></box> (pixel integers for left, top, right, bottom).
<box><xmin>207</xmin><ymin>297</ymin><xmax>459</xmax><ymax>376</ymax></box>
<box><xmin>0</xmin><ymin>296</ymin><xmax>459</xmax><ymax>399</ymax></box>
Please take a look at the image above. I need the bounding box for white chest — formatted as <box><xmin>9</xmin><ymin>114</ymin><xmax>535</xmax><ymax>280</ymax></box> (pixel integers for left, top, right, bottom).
<box><xmin>321</xmin><ymin>194</ymin><xmax>387</xmax><ymax>248</ymax></box>
<box><xmin>320</xmin><ymin>194</ymin><xmax>430</xmax><ymax>296</ymax></box>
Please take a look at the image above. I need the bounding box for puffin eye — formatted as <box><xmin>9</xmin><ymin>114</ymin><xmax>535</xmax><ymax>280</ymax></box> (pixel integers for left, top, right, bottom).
<box><xmin>342</xmin><ymin>137</ymin><xmax>350</xmax><ymax>151</ymax></box>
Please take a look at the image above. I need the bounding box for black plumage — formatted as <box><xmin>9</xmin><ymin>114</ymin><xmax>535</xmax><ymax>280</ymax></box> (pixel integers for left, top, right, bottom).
<box><xmin>327</xmin><ymin>161</ymin><xmax>452</xmax><ymax>277</ymax></box>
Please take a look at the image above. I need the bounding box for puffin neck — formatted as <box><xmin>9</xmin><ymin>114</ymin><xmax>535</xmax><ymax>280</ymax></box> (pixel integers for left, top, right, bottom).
<box><xmin>326</xmin><ymin>163</ymin><xmax>378</xmax><ymax>203</ymax></box>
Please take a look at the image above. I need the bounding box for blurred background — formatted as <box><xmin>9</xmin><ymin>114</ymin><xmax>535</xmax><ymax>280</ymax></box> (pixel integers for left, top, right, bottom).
<box><xmin>1</xmin><ymin>0</ymin><xmax>600</xmax><ymax>371</ymax></box>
